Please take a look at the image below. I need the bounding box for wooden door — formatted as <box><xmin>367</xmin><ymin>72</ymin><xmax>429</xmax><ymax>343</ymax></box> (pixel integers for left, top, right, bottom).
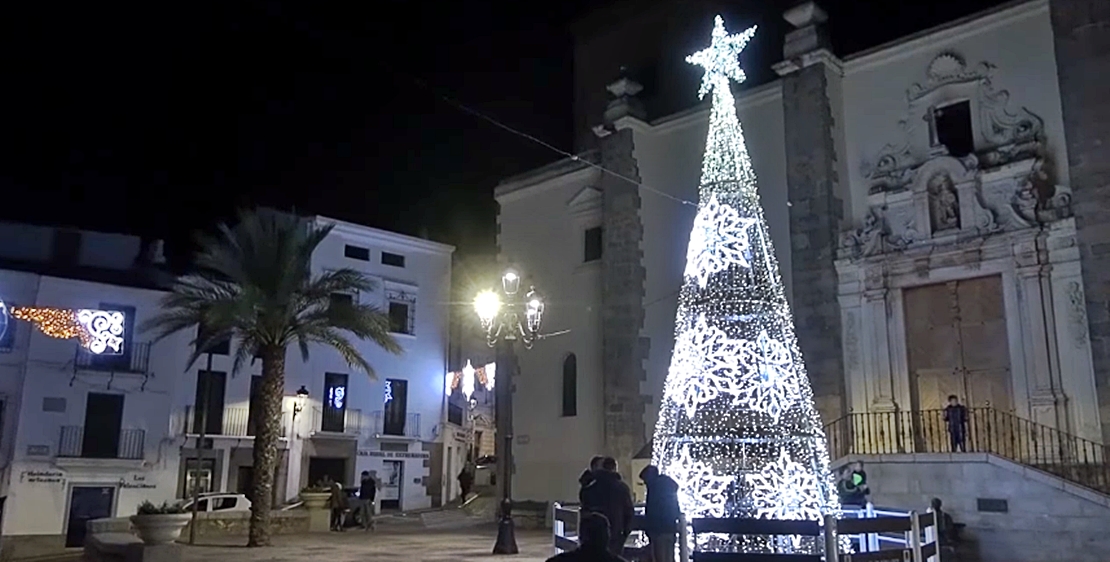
<box><xmin>904</xmin><ymin>276</ymin><xmax>1012</xmax><ymax>454</ymax></box>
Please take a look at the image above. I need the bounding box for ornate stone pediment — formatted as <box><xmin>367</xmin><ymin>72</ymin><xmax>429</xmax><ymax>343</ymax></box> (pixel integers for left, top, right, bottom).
<box><xmin>861</xmin><ymin>52</ymin><xmax>1046</xmax><ymax>195</ymax></box>
<box><xmin>841</xmin><ymin>52</ymin><xmax>1072</xmax><ymax>262</ymax></box>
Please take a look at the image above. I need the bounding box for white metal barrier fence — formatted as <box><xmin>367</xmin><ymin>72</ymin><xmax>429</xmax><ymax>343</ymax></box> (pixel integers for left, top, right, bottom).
<box><xmin>552</xmin><ymin>502</ymin><xmax>941</xmax><ymax>562</ymax></box>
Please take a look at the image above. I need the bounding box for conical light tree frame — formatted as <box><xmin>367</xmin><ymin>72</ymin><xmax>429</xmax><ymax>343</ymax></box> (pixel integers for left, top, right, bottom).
<box><xmin>651</xmin><ymin>15</ymin><xmax>840</xmax><ymax>553</ymax></box>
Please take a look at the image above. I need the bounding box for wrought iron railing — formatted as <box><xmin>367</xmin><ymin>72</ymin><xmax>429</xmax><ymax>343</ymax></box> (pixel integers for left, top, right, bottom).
<box><xmin>74</xmin><ymin>341</ymin><xmax>152</xmax><ymax>373</ymax></box>
<box><xmin>58</xmin><ymin>426</ymin><xmax>145</xmax><ymax>459</ymax></box>
<box><xmin>183</xmin><ymin>406</ymin><xmax>288</xmax><ymax>438</ymax></box>
<box><xmin>369</xmin><ymin>411</ymin><xmax>421</xmax><ymax>438</ymax></box>
<box><xmin>825</xmin><ymin>408</ymin><xmax>1110</xmax><ymax>494</ymax></box>
<box><xmin>312</xmin><ymin>407</ymin><xmax>362</xmax><ymax>435</ymax></box>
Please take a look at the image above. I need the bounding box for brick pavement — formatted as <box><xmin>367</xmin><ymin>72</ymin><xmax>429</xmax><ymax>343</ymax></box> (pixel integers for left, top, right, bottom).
<box><xmin>180</xmin><ymin>525</ymin><xmax>553</xmax><ymax>562</ymax></box>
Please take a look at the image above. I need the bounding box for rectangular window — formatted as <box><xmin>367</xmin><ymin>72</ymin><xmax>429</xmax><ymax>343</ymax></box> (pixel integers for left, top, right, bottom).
<box><xmin>383</xmin><ymin>378</ymin><xmax>408</xmax><ymax>436</ymax></box>
<box><xmin>322</xmin><ymin>373</ymin><xmax>349</xmax><ymax>433</ymax></box>
<box><xmin>196</xmin><ymin>324</ymin><xmax>230</xmax><ymax>356</ymax></box>
<box><xmin>192</xmin><ymin>370</ymin><xmax>227</xmax><ymax>435</ymax></box>
<box><xmin>82</xmin><ymin>392</ymin><xmax>124</xmax><ymax>458</ymax></box>
<box><xmin>330</xmin><ymin>293</ymin><xmax>354</xmax><ymax>308</ymax></box>
<box><xmin>447</xmin><ymin>401</ymin><xmax>464</xmax><ymax>426</ymax></box>
<box><xmin>247</xmin><ymin>375</ymin><xmax>262</xmax><ymax>437</ymax></box>
<box><xmin>584</xmin><ymin>226</ymin><xmax>603</xmax><ymax>263</ymax></box>
<box><xmin>935</xmin><ymin>100</ymin><xmax>974</xmax><ymax>157</ymax></box>
<box><xmin>381</xmin><ymin>252</ymin><xmax>406</xmax><ymax>268</ymax></box>
<box><xmin>344</xmin><ymin>244</ymin><xmax>370</xmax><ymax>261</ymax></box>
<box><xmin>0</xmin><ymin>317</ymin><xmax>14</xmax><ymax>352</ymax></box>
<box><xmin>388</xmin><ymin>302</ymin><xmax>412</xmax><ymax>335</ymax></box>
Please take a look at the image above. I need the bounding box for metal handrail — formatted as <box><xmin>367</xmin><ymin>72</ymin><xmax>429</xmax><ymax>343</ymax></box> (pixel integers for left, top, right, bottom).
<box><xmin>825</xmin><ymin>407</ymin><xmax>1110</xmax><ymax>494</ymax></box>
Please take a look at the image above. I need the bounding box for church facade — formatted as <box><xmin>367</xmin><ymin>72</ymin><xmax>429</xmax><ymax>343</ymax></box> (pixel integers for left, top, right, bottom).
<box><xmin>495</xmin><ymin>0</ymin><xmax>1109</xmax><ymax>512</ymax></box>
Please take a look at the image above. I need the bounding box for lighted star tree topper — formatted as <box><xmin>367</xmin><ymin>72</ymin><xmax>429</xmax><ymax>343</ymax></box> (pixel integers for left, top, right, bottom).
<box><xmin>651</xmin><ymin>16</ymin><xmax>841</xmax><ymax>554</ymax></box>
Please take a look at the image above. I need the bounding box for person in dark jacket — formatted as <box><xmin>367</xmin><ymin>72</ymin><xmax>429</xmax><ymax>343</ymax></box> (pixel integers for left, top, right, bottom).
<box><xmin>328</xmin><ymin>480</ymin><xmax>349</xmax><ymax>532</ymax></box>
<box><xmin>458</xmin><ymin>465</ymin><xmax>475</xmax><ymax>502</ymax></box>
<box><xmin>580</xmin><ymin>457</ymin><xmax>634</xmax><ymax>556</ymax></box>
<box><xmin>944</xmin><ymin>395</ymin><xmax>969</xmax><ymax>452</ymax></box>
<box><xmin>578</xmin><ymin>456</ymin><xmax>606</xmax><ymax>506</ymax></box>
<box><xmin>358</xmin><ymin>471</ymin><xmax>377</xmax><ymax>531</ymax></box>
<box><xmin>546</xmin><ymin>512</ymin><xmax>627</xmax><ymax>562</ymax></box>
<box><xmin>639</xmin><ymin>465</ymin><xmax>680</xmax><ymax>562</ymax></box>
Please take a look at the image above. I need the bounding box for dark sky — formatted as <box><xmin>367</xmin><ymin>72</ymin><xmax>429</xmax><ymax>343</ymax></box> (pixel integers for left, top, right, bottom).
<box><xmin>1</xmin><ymin>0</ymin><xmax>1008</xmax><ymax>265</ymax></box>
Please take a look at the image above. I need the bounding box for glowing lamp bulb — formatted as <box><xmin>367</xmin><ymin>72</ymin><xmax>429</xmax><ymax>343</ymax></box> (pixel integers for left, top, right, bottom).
<box><xmin>473</xmin><ymin>290</ymin><xmax>502</xmax><ymax>325</ymax></box>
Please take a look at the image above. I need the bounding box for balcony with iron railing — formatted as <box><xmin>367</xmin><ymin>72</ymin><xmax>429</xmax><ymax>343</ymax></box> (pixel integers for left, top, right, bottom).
<box><xmin>311</xmin><ymin>407</ymin><xmax>362</xmax><ymax>436</ymax></box>
<box><xmin>183</xmin><ymin>406</ymin><xmax>288</xmax><ymax>438</ymax></box>
<box><xmin>74</xmin><ymin>341</ymin><xmax>152</xmax><ymax>374</ymax></box>
<box><xmin>57</xmin><ymin>426</ymin><xmax>145</xmax><ymax>460</ymax></box>
<box><xmin>824</xmin><ymin>407</ymin><xmax>1110</xmax><ymax>494</ymax></box>
<box><xmin>369</xmin><ymin>411</ymin><xmax>421</xmax><ymax>439</ymax></box>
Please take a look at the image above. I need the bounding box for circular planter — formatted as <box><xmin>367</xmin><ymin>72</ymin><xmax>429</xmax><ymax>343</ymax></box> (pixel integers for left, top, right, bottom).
<box><xmin>299</xmin><ymin>492</ymin><xmax>331</xmax><ymax>510</ymax></box>
<box><xmin>130</xmin><ymin>513</ymin><xmax>192</xmax><ymax>545</ymax></box>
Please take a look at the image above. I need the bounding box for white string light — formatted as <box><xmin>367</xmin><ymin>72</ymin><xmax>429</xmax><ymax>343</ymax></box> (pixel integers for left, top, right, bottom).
<box><xmin>651</xmin><ymin>16</ymin><xmax>841</xmax><ymax>556</ymax></box>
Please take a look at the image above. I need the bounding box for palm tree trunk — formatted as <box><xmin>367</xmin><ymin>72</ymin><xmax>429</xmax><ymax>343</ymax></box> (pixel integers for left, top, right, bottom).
<box><xmin>248</xmin><ymin>346</ymin><xmax>285</xmax><ymax>547</ymax></box>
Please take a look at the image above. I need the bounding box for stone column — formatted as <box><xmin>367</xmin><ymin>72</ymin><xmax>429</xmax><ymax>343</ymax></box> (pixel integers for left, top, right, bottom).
<box><xmin>1016</xmin><ymin>232</ymin><xmax>1065</xmax><ymax>426</ymax></box>
<box><xmin>862</xmin><ymin>288</ymin><xmax>897</xmax><ymax>412</ymax></box>
<box><xmin>1049</xmin><ymin>0</ymin><xmax>1110</xmax><ymax>443</ymax></box>
<box><xmin>597</xmin><ymin>80</ymin><xmax>649</xmax><ymax>475</ymax></box>
<box><xmin>773</xmin><ymin>1</ymin><xmax>847</xmax><ymax>422</ymax></box>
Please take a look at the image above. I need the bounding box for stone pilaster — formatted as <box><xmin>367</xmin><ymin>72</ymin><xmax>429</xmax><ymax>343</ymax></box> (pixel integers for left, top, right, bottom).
<box><xmin>1049</xmin><ymin>0</ymin><xmax>1110</xmax><ymax>442</ymax></box>
<box><xmin>774</xmin><ymin>2</ymin><xmax>847</xmax><ymax>422</ymax></box>
<box><xmin>598</xmin><ymin>125</ymin><xmax>649</xmax><ymax>477</ymax></box>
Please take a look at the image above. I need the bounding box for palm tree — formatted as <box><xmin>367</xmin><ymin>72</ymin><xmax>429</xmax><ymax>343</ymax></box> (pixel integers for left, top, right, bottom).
<box><xmin>143</xmin><ymin>209</ymin><xmax>402</xmax><ymax>546</ymax></box>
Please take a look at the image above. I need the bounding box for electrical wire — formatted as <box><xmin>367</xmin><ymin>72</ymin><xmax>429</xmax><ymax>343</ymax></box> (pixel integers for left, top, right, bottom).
<box><xmin>400</xmin><ymin>72</ymin><xmax>700</xmax><ymax>208</ymax></box>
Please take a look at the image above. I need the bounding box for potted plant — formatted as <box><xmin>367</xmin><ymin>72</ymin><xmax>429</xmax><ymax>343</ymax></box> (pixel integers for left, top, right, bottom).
<box><xmin>130</xmin><ymin>501</ymin><xmax>191</xmax><ymax>545</ymax></box>
<box><xmin>299</xmin><ymin>481</ymin><xmax>333</xmax><ymax>510</ymax></box>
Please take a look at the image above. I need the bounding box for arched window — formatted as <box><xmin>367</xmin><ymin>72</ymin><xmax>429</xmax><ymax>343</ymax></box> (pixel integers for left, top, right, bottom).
<box><xmin>562</xmin><ymin>354</ymin><xmax>577</xmax><ymax>417</ymax></box>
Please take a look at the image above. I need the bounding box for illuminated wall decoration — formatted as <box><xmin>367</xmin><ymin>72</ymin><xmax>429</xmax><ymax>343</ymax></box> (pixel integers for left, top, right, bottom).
<box><xmin>5</xmin><ymin>304</ymin><xmax>126</xmax><ymax>355</ymax></box>
<box><xmin>445</xmin><ymin>360</ymin><xmax>496</xmax><ymax>399</ymax></box>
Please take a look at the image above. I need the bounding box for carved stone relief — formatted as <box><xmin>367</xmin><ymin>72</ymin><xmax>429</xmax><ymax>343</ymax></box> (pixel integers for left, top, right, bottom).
<box><xmin>840</xmin><ymin>51</ymin><xmax>1073</xmax><ymax>262</ymax></box>
<box><xmin>844</xmin><ymin>310</ymin><xmax>860</xmax><ymax>372</ymax></box>
<box><xmin>1066</xmin><ymin>281</ymin><xmax>1089</xmax><ymax>347</ymax></box>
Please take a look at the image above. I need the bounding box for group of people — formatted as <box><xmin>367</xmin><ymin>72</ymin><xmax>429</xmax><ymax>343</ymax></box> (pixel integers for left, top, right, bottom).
<box><xmin>324</xmin><ymin>470</ymin><xmax>380</xmax><ymax>532</ymax></box>
<box><xmin>551</xmin><ymin>456</ymin><xmax>680</xmax><ymax>562</ymax></box>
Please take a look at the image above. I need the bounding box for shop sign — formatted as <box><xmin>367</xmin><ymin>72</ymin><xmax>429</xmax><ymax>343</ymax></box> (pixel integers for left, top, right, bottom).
<box><xmin>357</xmin><ymin>450</ymin><xmax>430</xmax><ymax>459</ymax></box>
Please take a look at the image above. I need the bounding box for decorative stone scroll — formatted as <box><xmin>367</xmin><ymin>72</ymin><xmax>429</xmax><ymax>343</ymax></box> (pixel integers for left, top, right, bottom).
<box><xmin>840</xmin><ymin>51</ymin><xmax>1073</xmax><ymax>261</ymax></box>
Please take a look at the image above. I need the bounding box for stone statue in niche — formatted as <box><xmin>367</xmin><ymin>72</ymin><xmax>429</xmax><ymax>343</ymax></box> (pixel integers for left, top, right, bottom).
<box><xmin>927</xmin><ymin>172</ymin><xmax>960</xmax><ymax>232</ymax></box>
<box><xmin>839</xmin><ymin>209</ymin><xmax>887</xmax><ymax>259</ymax></box>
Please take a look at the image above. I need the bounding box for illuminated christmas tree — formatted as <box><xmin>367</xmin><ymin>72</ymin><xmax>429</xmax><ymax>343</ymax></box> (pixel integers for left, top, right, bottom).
<box><xmin>651</xmin><ymin>16</ymin><xmax>840</xmax><ymax>553</ymax></box>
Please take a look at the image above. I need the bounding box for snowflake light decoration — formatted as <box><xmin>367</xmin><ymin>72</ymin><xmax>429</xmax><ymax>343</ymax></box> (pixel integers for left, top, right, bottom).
<box><xmin>661</xmin><ymin>315</ymin><xmax>746</xmax><ymax>418</ymax></box>
<box><xmin>747</xmin><ymin>448</ymin><xmax>823</xmax><ymax>521</ymax></box>
<box><xmin>735</xmin><ymin>330</ymin><xmax>803</xmax><ymax>422</ymax></box>
<box><xmin>665</xmin><ymin>445</ymin><xmax>733</xmax><ymax>519</ymax></box>
<box><xmin>684</xmin><ymin>195</ymin><xmax>758</xmax><ymax>288</ymax></box>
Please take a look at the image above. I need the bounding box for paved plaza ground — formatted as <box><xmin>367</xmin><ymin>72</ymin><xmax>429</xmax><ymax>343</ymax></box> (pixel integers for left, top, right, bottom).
<box><xmin>179</xmin><ymin>525</ymin><xmax>553</xmax><ymax>562</ymax></box>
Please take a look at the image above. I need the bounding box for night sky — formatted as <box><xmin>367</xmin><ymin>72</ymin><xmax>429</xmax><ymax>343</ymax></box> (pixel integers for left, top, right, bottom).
<box><xmin>1</xmin><ymin>0</ymin><xmax>1007</xmax><ymax>266</ymax></box>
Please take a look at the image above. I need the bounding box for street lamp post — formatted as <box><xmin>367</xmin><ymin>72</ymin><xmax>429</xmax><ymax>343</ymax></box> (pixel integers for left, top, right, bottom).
<box><xmin>473</xmin><ymin>269</ymin><xmax>545</xmax><ymax>556</ymax></box>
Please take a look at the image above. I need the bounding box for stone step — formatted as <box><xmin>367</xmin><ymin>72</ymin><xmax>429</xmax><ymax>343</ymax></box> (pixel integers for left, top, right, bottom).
<box><xmin>419</xmin><ymin>508</ymin><xmax>486</xmax><ymax>529</ymax></box>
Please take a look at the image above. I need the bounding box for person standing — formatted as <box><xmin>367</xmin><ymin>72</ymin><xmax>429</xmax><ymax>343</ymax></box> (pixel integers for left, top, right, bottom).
<box><xmin>458</xmin><ymin>465</ymin><xmax>475</xmax><ymax>502</ymax></box>
<box><xmin>944</xmin><ymin>395</ymin><xmax>969</xmax><ymax>452</ymax></box>
<box><xmin>328</xmin><ymin>480</ymin><xmax>349</xmax><ymax>532</ymax></box>
<box><xmin>581</xmin><ymin>457</ymin><xmax>634</xmax><ymax>557</ymax></box>
<box><xmin>545</xmin><ymin>512</ymin><xmax>627</xmax><ymax>562</ymax></box>
<box><xmin>639</xmin><ymin>465</ymin><xmax>679</xmax><ymax>562</ymax></box>
<box><xmin>358</xmin><ymin>470</ymin><xmax>377</xmax><ymax>531</ymax></box>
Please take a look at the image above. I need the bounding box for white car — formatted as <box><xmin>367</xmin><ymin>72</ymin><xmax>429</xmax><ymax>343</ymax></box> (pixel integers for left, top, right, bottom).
<box><xmin>178</xmin><ymin>492</ymin><xmax>252</xmax><ymax>513</ymax></box>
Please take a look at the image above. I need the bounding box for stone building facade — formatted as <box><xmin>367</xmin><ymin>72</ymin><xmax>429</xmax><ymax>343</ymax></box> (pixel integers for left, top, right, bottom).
<box><xmin>495</xmin><ymin>0</ymin><xmax>1108</xmax><ymax>520</ymax></box>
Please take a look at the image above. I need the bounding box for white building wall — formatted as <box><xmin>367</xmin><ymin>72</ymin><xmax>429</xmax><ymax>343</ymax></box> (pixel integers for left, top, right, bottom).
<box><xmin>496</xmin><ymin>164</ymin><xmax>606</xmax><ymax>503</ymax></box>
<box><xmin>304</xmin><ymin>217</ymin><xmax>453</xmax><ymax>511</ymax></box>
<box><xmin>1</xmin><ymin>275</ymin><xmax>191</xmax><ymax>539</ymax></box>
